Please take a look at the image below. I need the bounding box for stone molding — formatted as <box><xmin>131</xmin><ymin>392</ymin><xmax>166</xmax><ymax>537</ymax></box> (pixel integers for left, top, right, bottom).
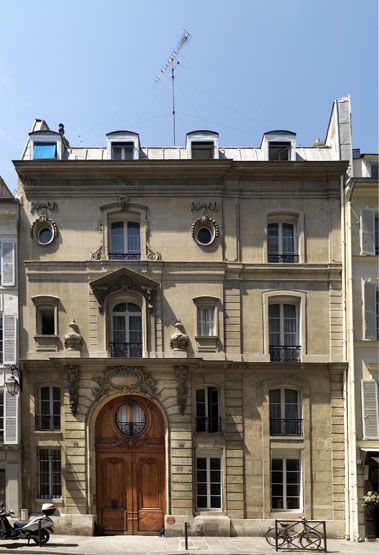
<box><xmin>93</xmin><ymin>365</ymin><xmax>158</xmax><ymax>399</ymax></box>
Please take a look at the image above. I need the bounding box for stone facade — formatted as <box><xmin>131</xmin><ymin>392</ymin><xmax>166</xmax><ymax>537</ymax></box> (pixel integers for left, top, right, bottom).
<box><xmin>15</xmin><ymin>112</ymin><xmax>350</xmax><ymax>537</ymax></box>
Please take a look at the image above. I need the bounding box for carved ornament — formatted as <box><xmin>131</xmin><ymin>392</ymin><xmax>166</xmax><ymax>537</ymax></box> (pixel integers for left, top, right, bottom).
<box><xmin>118</xmin><ymin>196</ymin><xmax>129</xmax><ymax>211</ymax></box>
<box><xmin>64</xmin><ymin>320</ymin><xmax>83</xmax><ymax>352</ymax></box>
<box><xmin>145</xmin><ymin>221</ymin><xmax>161</xmax><ymax>261</ymax></box>
<box><xmin>65</xmin><ymin>364</ymin><xmax>80</xmax><ymax>416</ymax></box>
<box><xmin>191</xmin><ymin>201</ymin><xmax>218</xmax><ymax>214</ymax></box>
<box><xmin>31</xmin><ymin>201</ymin><xmax>59</xmax><ymax>214</ymax></box>
<box><xmin>91</xmin><ymin>245</ymin><xmax>103</xmax><ymax>260</ymax></box>
<box><xmin>93</xmin><ymin>366</ymin><xmax>158</xmax><ymax>399</ymax></box>
<box><xmin>174</xmin><ymin>365</ymin><xmax>190</xmax><ymax>415</ymax></box>
<box><xmin>170</xmin><ymin>321</ymin><xmax>189</xmax><ymax>352</ymax></box>
<box><xmin>191</xmin><ymin>215</ymin><xmax>219</xmax><ymax>245</ymax></box>
<box><xmin>30</xmin><ymin>216</ymin><xmax>59</xmax><ymax>245</ymax></box>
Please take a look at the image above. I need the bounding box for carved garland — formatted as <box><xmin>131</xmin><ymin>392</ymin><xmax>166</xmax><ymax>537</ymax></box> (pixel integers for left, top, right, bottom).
<box><xmin>65</xmin><ymin>364</ymin><xmax>80</xmax><ymax>416</ymax></box>
<box><xmin>92</xmin><ymin>279</ymin><xmax>155</xmax><ymax>313</ymax></box>
<box><xmin>174</xmin><ymin>365</ymin><xmax>190</xmax><ymax>415</ymax></box>
<box><xmin>93</xmin><ymin>365</ymin><xmax>158</xmax><ymax>399</ymax></box>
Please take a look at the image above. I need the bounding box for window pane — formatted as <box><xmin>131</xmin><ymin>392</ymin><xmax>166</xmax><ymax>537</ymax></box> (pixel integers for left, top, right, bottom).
<box><xmin>272</xmin><ymin>497</ymin><xmax>284</xmax><ymax>509</ymax></box>
<box><xmin>112</xmin><ymin>147</ymin><xmax>122</xmax><ymax>160</ymax></box>
<box><xmin>272</xmin><ymin>484</ymin><xmax>283</xmax><ymax>496</ymax></box>
<box><xmin>197</xmin><ymin>496</ymin><xmax>207</xmax><ymax>508</ymax></box>
<box><xmin>287</xmin><ymin>484</ymin><xmax>300</xmax><ymax>496</ymax></box>
<box><xmin>113</xmin><ymin>316</ymin><xmax>126</xmax><ymax>342</ymax></box>
<box><xmin>0</xmin><ymin>470</ymin><xmax>5</xmax><ymax>507</ymax></box>
<box><xmin>111</xmin><ymin>222</ymin><xmax>124</xmax><ymax>252</ymax></box>
<box><xmin>282</xmin><ymin>224</ymin><xmax>295</xmax><ymax>254</ymax></box>
<box><xmin>271</xmin><ymin>459</ymin><xmax>282</xmax><ymax>471</ymax></box>
<box><xmin>268</xmin><ymin>223</ymin><xmax>279</xmax><ymax>254</ymax></box>
<box><xmin>197</xmin><ymin>483</ymin><xmax>207</xmax><ymax>495</ymax></box>
<box><xmin>210</xmin><ymin>483</ymin><xmax>221</xmax><ymax>495</ymax></box>
<box><xmin>34</xmin><ymin>143</ymin><xmax>57</xmax><ymax>159</ymax></box>
<box><xmin>269</xmin><ymin>304</ymin><xmax>281</xmax><ymax>345</ymax></box>
<box><xmin>286</xmin><ymin>459</ymin><xmax>300</xmax><ymax>471</ymax></box>
<box><xmin>210</xmin><ymin>496</ymin><xmax>221</xmax><ymax>508</ymax></box>
<box><xmin>196</xmin><ymin>458</ymin><xmax>206</xmax><ymax>469</ymax></box>
<box><xmin>41</xmin><ymin>309</ymin><xmax>55</xmax><ymax>335</ymax></box>
<box><xmin>127</xmin><ymin>222</ymin><xmax>140</xmax><ymax>255</ymax></box>
<box><xmin>287</xmin><ymin>497</ymin><xmax>300</xmax><ymax>510</ymax></box>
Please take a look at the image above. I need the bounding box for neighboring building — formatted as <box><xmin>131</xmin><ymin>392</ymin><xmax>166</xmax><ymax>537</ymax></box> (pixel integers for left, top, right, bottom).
<box><xmin>15</xmin><ymin>110</ymin><xmax>349</xmax><ymax>537</ymax></box>
<box><xmin>345</xmin><ymin>151</ymin><xmax>379</xmax><ymax>540</ymax></box>
<box><xmin>0</xmin><ymin>177</ymin><xmax>20</xmax><ymax>515</ymax></box>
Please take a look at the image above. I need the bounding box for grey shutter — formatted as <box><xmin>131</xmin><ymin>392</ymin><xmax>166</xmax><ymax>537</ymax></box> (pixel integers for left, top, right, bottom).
<box><xmin>1</xmin><ymin>241</ymin><xmax>15</xmax><ymax>287</ymax></box>
<box><xmin>4</xmin><ymin>386</ymin><xmax>18</xmax><ymax>444</ymax></box>
<box><xmin>360</xmin><ymin>209</ymin><xmax>375</xmax><ymax>255</ymax></box>
<box><xmin>361</xmin><ymin>380</ymin><xmax>379</xmax><ymax>439</ymax></box>
<box><xmin>3</xmin><ymin>314</ymin><xmax>16</xmax><ymax>365</ymax></box>
<box><xmin>363</xmin><ymin>281</ymin><xmax>376</xmax><ymax>340</ymax></box>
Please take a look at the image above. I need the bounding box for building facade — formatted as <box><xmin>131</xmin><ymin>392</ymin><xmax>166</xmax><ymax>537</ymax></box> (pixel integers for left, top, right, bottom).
<box><xmin>15</xmin><ymin>112</ymin><xmax>349</xmax><ymax>537</ymax></box>
<box><xmin>0</xmin><ymin>177</ymin><xmax>20</xmax><ymax>515</ymax></box>
<box><xmin>345</xmin><ymin>151</ymin><xmax>379</xmax><ymax>540</ymax></box>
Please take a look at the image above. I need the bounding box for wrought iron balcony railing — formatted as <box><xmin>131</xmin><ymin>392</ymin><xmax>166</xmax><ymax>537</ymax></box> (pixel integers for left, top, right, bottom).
<box><xmin>270</xmin><ymin>418</ymin><xmax>303</xmax><ymax>436</ymax></box>
<box><xmin>35</xmin><ymin>415</ymin><xmax>61</xmax><ymax>431</ymax></box>
<box><xmin>195</xmin><ymin>416</ymin><xmax>222</xmax><ymax>433</ymax></box>
<box><xmin>117</xmin><ymin>421</ymin><xmax>146</xmax><ymax>436</ymax></box>
<box><xmin>269</xmin><ymin>345</ymin><xmax>301</xmax><ymax>362</ymax></box>
<box><xmin>109</xmin><ymin>252</ymin><xmax>141</xmax><ymax>260</ymax></box>
<box><xmin>110</xmin><ymin>342</ymin><xmax>143</xmax><ymax>358</ymax></box>
<box><xmin>268</xmin><ymin>253</ymin><xmax>299</xmax><ymax>263</ymax></box>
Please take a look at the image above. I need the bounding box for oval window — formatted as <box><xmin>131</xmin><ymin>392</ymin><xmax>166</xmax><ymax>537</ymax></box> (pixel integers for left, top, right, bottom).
<box><xmin>116</xmin><ymin>403</ymin><xmax>146</xmax><ymax>436</ymax></box>
<box><xmin>38</xmin><ymin>227</ymin><xmax>53</xmax><ymax>245</ymax></box>
<box><xmin>197</xmin><ymin>227</ymin><xmax>212</xmax><ymax>245</ymax></box>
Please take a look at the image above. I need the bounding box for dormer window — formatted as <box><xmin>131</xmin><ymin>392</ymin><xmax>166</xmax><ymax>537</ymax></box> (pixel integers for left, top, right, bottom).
<box><xmin>112</xmin><ymin>142</ymin><xmax>134</xmax><ymax>160</ymax></box>
<box><xmin>191</xmin><ymin>141</ymin><xmax>214</xmax><ymax>160</ymax></box>
<box><xmin>106</xmin><ymin>131</ymin><xmax>140</xmax><ymax>160</ymax></box>
<box><xmin>269</xmin><ymin>142</ymin><xmax>291</xmax><ymax>161</ymax></box>
<box><xmin>33</xmin><ymin>142</ymin><xmax>57</xmax><ymax>160</ymax></box>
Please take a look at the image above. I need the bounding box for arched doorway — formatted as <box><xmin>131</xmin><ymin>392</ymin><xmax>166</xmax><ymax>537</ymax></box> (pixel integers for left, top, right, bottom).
<box><xmin>95</xmin><ymin>395</ymin><xmax>165</xmax><ymax>535</ymax></box>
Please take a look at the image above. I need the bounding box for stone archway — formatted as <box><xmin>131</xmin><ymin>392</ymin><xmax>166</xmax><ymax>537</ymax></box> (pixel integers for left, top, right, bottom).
<box><xmin>95</xmin><ymin>395</ymin><xmax>165</xmax><ymax>535</ymax></box>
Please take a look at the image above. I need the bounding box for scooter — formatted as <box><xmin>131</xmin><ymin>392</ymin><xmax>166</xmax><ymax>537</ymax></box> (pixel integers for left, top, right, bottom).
<box><xmin>0</xmin><ymin>503</ymin><xmax>56</xmax><ymax>545</ymax></box>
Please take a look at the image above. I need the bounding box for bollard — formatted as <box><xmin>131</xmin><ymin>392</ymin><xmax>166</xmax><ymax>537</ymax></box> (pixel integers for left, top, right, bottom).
<box><xmin>38</xmin><ymin>519</ymin><xmax>41</xmax><ymax>548</ymax></box>
<box><xmin>184</xmin><ymin>521</ymin><xmax>188</xmax><ymax>551</ymax></box>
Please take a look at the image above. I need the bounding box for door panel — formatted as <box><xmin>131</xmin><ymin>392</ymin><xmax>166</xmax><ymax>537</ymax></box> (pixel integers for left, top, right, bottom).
<box><xmin>99</xmin><ymin>456</ymin><xmax>131</xmax><ymax>534</ymax></box>
<box><xmin>134</xmin><ymin>454</ymin><xmax>165</xmax><ymax>533</ymax></box>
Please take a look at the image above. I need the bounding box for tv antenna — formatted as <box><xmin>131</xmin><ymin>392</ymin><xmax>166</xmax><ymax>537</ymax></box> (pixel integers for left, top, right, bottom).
<box><xmin>155</xmin><ymin>29</ymin><xmax>191</xmax><ymax>146</ymax></box>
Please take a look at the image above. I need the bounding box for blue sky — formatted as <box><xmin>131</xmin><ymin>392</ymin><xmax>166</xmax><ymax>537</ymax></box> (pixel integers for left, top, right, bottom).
<box><xmin>0</xmin><ymin>0</ymin><xmax>377</xmax><ymax>191</ymax></box>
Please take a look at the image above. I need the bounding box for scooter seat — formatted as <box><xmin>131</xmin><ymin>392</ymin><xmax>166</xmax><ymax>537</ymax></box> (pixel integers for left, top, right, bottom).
<box><xmin>14</xmin><ymin>520</ymin><xmax>29</xmax><ymax>528</ymax></box>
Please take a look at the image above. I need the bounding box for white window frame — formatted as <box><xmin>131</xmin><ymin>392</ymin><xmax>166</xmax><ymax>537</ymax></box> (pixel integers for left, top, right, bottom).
<box><xmin>109</xmin><ymin>220</ymin><xmax>141</xmax><ymax>260</ymax></box>
<box><xmin>271</xmin><ymin>450</ymin><xmax>303</xmax><ymax>512</ymax></box>
<box><xmin>267</xmin><ymin>222</ymin><xmax>298</xmax><ymax>260</ymax></box>
<box><xmin>195</xmin><ymin>455</ymin><xmax>223</xmax><ymax>511</ymax></box>
<box><xmin>110</xmin><ymin>299</ymin><xmax>143</xmax><ymax>357</ymax></box>
<box><xmin>269</xmin><ymin>303</ymin><xmax>299</xmax><ymax>346</ymax></box>
<box><xmin>197</xmin><ymin>306</ymin><xmax>216</xmax><ymax>337</ymax></box>
<box><xmin>269</xmin><ymin>388</ymin><xmax>302</xmax><ymax>436</ymax></box>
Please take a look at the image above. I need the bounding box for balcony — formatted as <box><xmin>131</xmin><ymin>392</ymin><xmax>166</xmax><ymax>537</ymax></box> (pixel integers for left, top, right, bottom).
<box><xmin>35</xmin><ymin>415</ymin><xmax>61</xmax><ymax>431</ymax></box>
<box><xmin>268</xmin><ymin>253</ymin><xmax>299</xmax><ymax>263</ymax></box>
<box><xmin>110</xmin><ymin>342</ymin><xmax>143</xmax><ymax>358</ymax></box>
<box><xmin>269</xmin><ymin>345</ymin><xmax>301</xmax><ymax>362</ymax></box>
<box><xmin>270</xmin><ymin>418</ymin><xmax>302</xmax><ymax>436</ymax></box>
<box><xmin>195</xmin><ymin>416</ymin><xmax>222</xmax><ymax>433</ymax></box>
<box><xmin>109</xmin><ymin>252</ymin><xmax>141</xmax><ymax>261</ymax></box>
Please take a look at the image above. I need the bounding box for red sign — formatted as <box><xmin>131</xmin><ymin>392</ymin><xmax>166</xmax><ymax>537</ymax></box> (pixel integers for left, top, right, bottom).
<box><xmin>167</xmin><ymin>516</ymin><xmax>175</xmax><ymax>525</ymax></box>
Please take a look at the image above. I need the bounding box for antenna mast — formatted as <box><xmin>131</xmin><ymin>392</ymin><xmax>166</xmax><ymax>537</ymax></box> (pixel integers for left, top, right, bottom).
<box><xmin>155</xmin><ymin>29</ymin><xmax>191</xmax><ymax>146</ymax></box>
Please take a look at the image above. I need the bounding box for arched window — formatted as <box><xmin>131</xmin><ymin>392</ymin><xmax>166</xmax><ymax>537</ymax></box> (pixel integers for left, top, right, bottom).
<box><xmin>111</xmin><ymin>302</ymin><xmax>142</xmax><ymax>358</ymax></box>
<box><xmin>269</xmin><ymin>303</ymin><xmax>300</xmax><ymax>362</ymax></box>
<box><xmin>110</xmin><ymin>221</ymin><xmax>140</xmax><ymax>260</ymax></box>
<box><xmin>269</xmin><ymin>388</ymin><xmax>302</xmax><ymax>436</ymax></box>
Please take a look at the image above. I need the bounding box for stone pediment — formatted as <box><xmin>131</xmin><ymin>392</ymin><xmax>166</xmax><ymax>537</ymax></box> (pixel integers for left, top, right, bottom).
<box><xmin>90</xmin><ymin>268</ymin><xmax>159</xmax><ymax>312</ymax></box>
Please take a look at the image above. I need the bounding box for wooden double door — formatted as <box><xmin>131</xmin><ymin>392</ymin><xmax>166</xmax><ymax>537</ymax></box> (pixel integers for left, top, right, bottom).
<box><xmin>96</xmin><ymin>396</ymin><xmax>165</xmax><ymax>535</ymax></box>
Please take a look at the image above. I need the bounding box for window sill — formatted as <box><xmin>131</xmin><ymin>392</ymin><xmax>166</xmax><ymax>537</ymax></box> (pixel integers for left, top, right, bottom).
<box><xmin>195</xmin><ymin>336</ymin><xmax>219</xmax><ymax>352</ymax></box>
<box><xmin>34</xmin><ymin>335</ymin><xmax>60</xmax><ymax>352</ymax></box>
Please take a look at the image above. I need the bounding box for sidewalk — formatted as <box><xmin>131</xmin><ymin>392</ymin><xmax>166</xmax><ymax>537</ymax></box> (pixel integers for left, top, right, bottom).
<box><xmin>0</xmin><ymin>535</ymin><xmax>378</xmax><ymax>555</ymax></box>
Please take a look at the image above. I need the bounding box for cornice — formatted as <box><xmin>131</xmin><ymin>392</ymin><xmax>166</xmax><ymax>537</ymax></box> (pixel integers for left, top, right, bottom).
<box><xmin>14</xmin><ymin>159</ymin><xmax>348</xmax><ymax>182</ymax></box>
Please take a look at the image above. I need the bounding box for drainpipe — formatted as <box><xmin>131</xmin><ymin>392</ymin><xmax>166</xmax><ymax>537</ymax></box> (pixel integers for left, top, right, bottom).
<box><xmin>341</xmin><ymin>174</ymin><xmax>350</xmax><ymax>540</ymax></box>
<box><xmin>346</xmin><ymin>178</ymin><xmax>359</xmax><ymax>541</ymax></box>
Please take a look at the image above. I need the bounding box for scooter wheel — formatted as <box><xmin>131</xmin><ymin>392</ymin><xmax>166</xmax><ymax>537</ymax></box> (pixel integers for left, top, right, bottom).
<box><xmin>32</xmin><ymin>529</ymin><xmax>50</xmax><ymax>545</ymax></box>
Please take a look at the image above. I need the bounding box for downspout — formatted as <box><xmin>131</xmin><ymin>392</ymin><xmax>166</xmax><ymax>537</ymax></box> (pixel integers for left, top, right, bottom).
<box><xmin>341</xmin><ymin>174</ymin><xmax>350</xmax><ymax>540</ymax></box>
<box><xmin>347</xmin><ymin>178</ymin><xmax>359</xmax><ymax>540</ymax></box>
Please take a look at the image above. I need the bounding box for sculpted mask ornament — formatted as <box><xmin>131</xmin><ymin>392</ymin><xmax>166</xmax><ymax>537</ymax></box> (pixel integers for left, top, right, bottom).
<box><xmin>64</xmin><ymin>320</ymin><xmax>83</xmax><ymax>352</ymax></box>
<box><xmin>170</xmin><ymin>321</ymin><xmax>189</xmax><ymax>352</ymax></box>
<box><xmin>93</xmin><ymin>366</ymin><xmax>158</xmax><ymax>399</ymax></box>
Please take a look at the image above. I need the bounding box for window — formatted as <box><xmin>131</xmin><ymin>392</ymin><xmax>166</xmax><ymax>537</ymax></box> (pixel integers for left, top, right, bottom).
<box><xmin>35</xmin><ymin>387</ymin><xmax>61</xmax><ymax>431</ymax></box>
<box><xmin>110</xmin><ymin>221</ymin><xmax>140</xmax><ymax>260</ymax></box>
<box><xmin>269</xmin><ymin>389</ymin><xmax>302</xmax><ymax>436</ymax></box>
<box><xmin>0</xmin><ymin>469</ymin><xmax>4</xmax><ymax>508</ymax></box>
<box><xmin>196</xmin><ymin>388</ymin><xmax>221</xmax><ymax>433</ymax></box>
<box><xmin>38</xmin><ymin>449</ymin><xmax>62</xmax><ymax>498</ymax></box>
<box><xmin>196</xmin><ymin>457</ymin><xmax>222</xmax><ymax>510</ymax></box>
<box><xmin>0</xmin><ymin>241</ymin><xmax>16</xmax><ymax>286</ymax></box>
<box><xmin>268</xmin><ymin>223</ymin><xmax>298</xmax><ymax>263</ymax></box>
<box><xmin>197</xmin><ymin>307</ymin><xmax>216</xmax><ymax>337</ymax></box>
<box><xmin>191</xmin><ymin>142</ymin><xmax>214</xmax><ymax>160</ymax></box>
<box><xmin>376</xmin><ymin>217</ymin><xmax>379</xmax><ymax>256</ymax></box>
<box><xmin>0</xmin><ymin>391</ymin><xmax>3</xmax><ymax>442</ymax></box>
<box><xmin>269</xmin><ymin>303</ymin><xmax>300</xmax><ymax>362</ymax></box>
<box><xmin>363</xmin><ymin>282</ymin><xmax>378</xmax><ymax>341</ymax></box>
<box><xmin>111</xmin><ymin>302</ymin><xmax>142</xmax><ymax>358</ymax></box>
<box><xmin>116</xmin><ymin>402</ymin><xmax>146</xmax><ymax>436</ymax></box>
<box><xmin>269</xmin><ymin>142</ymin><xmax>291</xmax><ymax>161</ymax></box>
<box><xmin>0</xmin><ymin>317</ymin><xmax>3</xmax><ymax>364</ymax></box>
<box><xmin>371</xmin><ymin>164</ymin><xmax>379</xmax><ymax>178</ymax></box>
<box><xmin>271</xmin><ymin>455</ymin><xmax>302</xmax><ymax>511</ymax></box>
<box><xmin>33</xmin><ymin>143</ymin><xmax>57</xmax><ymax>160</ymax></box>
<box><xmin>112</xmin><ymin>142</ymin><xmax>134</xmax><ymax>160</ymax></box>
<box><xmin>361</xmin><ymin>380</ymin><xmax>379</xmax><ymax>439</ymax></box>
<box><xmin>39</xmin><ymin>308</ymin><xmax>55</xmax><ymax>335</ymax></box>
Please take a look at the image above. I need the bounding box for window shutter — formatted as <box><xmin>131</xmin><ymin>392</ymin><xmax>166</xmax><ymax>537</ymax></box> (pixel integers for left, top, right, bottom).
<box><xmin>1</xmin><ymin>241</ymin><xmax>15</xmax><ymax>287</ymax></box>
<box><xmin>360</xmin><ymin>209</ymin><xmax>375</xmax><ymax>255</ymax></box>
<box><xmin>363</xmin><ymin>281</ymin><xmax>376</xmax><ymax>340</ymax></box>
<box><xmin>361</xmin><ymin>380</ymin><xmax>379</xmax><ymax>439</ymax></box>
<box><xmin>3</xmin><ymin>314</ymin><xmax>16</xmax><ymax>364</ymax></box>
<box><xmin>4</xmin><ymin>386</ymin><xmax>18</xmax><ymax>444</ymax></box>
